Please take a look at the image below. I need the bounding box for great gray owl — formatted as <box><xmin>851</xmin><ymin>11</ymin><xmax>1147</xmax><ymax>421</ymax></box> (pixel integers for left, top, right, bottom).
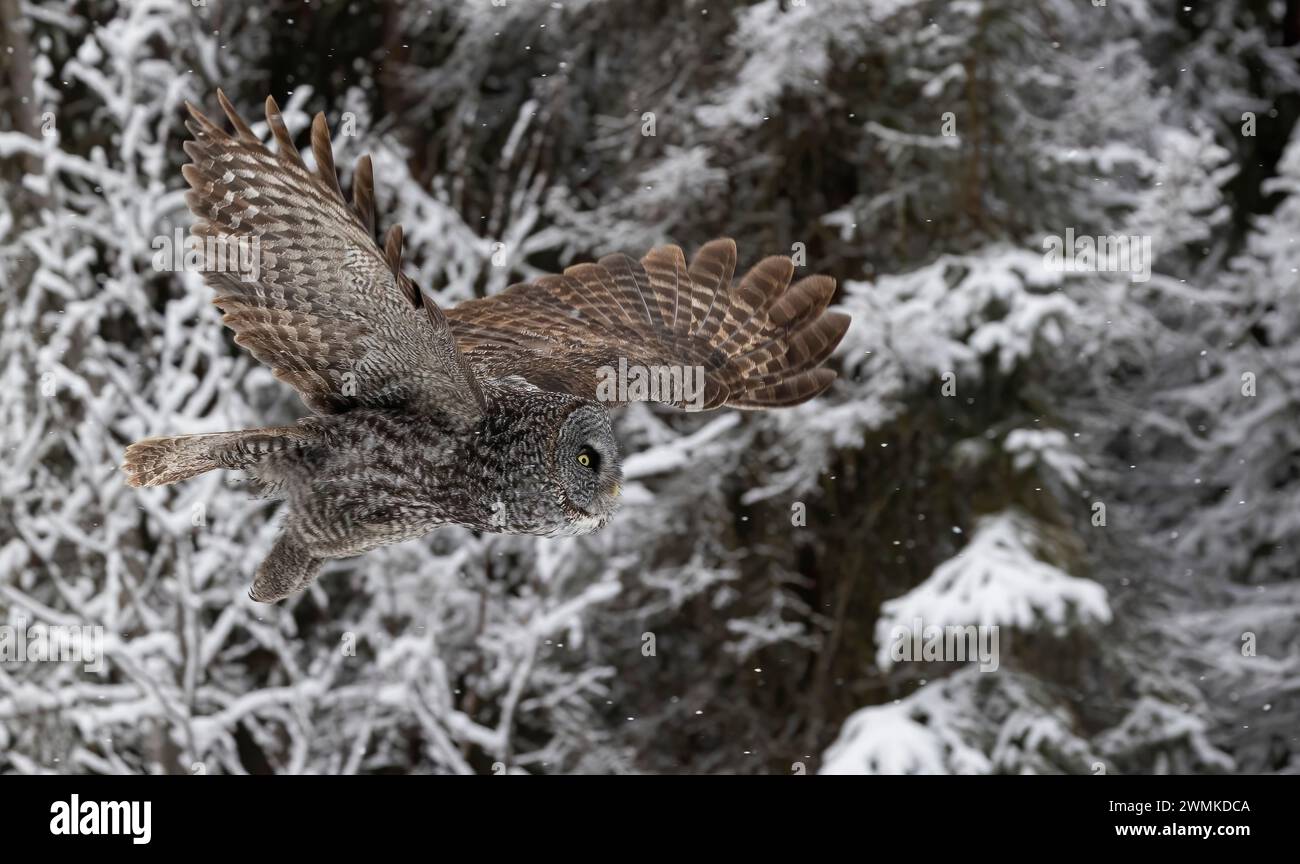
<box><xmin>123</xmin><ymin>92</ymin><xmax>850</xmax><ymax>603</ymax></box>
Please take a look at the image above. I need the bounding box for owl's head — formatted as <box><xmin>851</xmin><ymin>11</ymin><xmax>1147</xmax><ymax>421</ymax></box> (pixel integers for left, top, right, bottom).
<box><xmin>550</xmin><ymin>402</ymin><xmax>622</xmax><ymax>532</ymax></box>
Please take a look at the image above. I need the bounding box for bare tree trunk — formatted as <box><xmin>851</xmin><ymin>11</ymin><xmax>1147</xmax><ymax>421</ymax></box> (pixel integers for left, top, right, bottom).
<box><xmin>0</xmin><ymin>0</ymin><xmax>41</xmax><ymax>180</ymax></box>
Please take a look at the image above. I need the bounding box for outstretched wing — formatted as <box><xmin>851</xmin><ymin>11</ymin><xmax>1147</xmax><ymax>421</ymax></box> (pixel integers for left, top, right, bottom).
<box><xmin>181</xmin><ymin>90</ymin><xmax>484</xmax><ymax>422</ymax></box>
<box><xmin>445</xmin><ymin>239</ymin><xmax>850</xmax><ymax>410</ymax></box>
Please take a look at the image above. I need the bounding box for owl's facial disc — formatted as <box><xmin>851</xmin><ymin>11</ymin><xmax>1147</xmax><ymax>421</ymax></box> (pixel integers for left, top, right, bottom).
<box><xmin>554</xmin><ymin>403</ymin><xmax>622</xmax><ymax>526</ymax></box>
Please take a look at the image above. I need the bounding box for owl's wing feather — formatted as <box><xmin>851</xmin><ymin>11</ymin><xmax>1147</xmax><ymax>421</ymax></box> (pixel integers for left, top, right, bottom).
<box><xmin>446</xmin><ymin>239</ymin><xmax>850</xmax><ymax>410</ymax></box>
<box><xmin>181</xmin><ymin>90</ymin><xmax>485</xmax><ymax>423</ymax></box>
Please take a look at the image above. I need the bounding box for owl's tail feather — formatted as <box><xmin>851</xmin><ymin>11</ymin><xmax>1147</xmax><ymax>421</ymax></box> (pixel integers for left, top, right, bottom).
<box><xmin>123</xmin><ymin>426</ymin><xmax>306</xmax><ymax>487</ymax></box>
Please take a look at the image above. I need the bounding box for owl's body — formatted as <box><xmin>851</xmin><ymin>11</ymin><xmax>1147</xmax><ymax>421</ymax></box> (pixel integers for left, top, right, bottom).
<box><xmin>262</xmin><ymin>384</ymin><xmax>610</xmax><ymax>542</ymax></box>
<box><xmin>123</xmin><ymin>92</ymin><xmax>849</xmax><ymax>603</ymax></box>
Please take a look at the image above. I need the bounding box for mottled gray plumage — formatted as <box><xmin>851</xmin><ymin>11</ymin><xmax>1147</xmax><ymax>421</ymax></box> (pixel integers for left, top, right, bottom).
<box><xmin>123</xmin><ymin>91</ymin><xmax>849</xmax><ymax>603</ymax></box>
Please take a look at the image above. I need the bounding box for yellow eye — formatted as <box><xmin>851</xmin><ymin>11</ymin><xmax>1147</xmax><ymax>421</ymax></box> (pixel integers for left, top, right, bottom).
<box><xmin>577</xmin><ymin>445</ymin><xmax>600</xmax><ymax>470</ymax></box>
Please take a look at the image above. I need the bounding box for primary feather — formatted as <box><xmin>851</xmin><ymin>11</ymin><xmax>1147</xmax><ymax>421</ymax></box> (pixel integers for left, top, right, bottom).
<box><xmin>446</xmin><ymin>240</ymin><xmax>850</xmax><ymax>410</ymax></box>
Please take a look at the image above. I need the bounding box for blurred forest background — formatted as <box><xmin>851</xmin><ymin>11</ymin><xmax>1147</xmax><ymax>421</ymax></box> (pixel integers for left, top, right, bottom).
<box><xmin>2</xmin><ymin>0</ymin><xmax>1299</xmax><ymax>774</ymax></box>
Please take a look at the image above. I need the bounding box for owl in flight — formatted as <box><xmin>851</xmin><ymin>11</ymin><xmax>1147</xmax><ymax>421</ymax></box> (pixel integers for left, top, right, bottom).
<box><xmin>123</xmin><ymin>92</ymin><xmax>850</xmax><ymax>603</ymax></box>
